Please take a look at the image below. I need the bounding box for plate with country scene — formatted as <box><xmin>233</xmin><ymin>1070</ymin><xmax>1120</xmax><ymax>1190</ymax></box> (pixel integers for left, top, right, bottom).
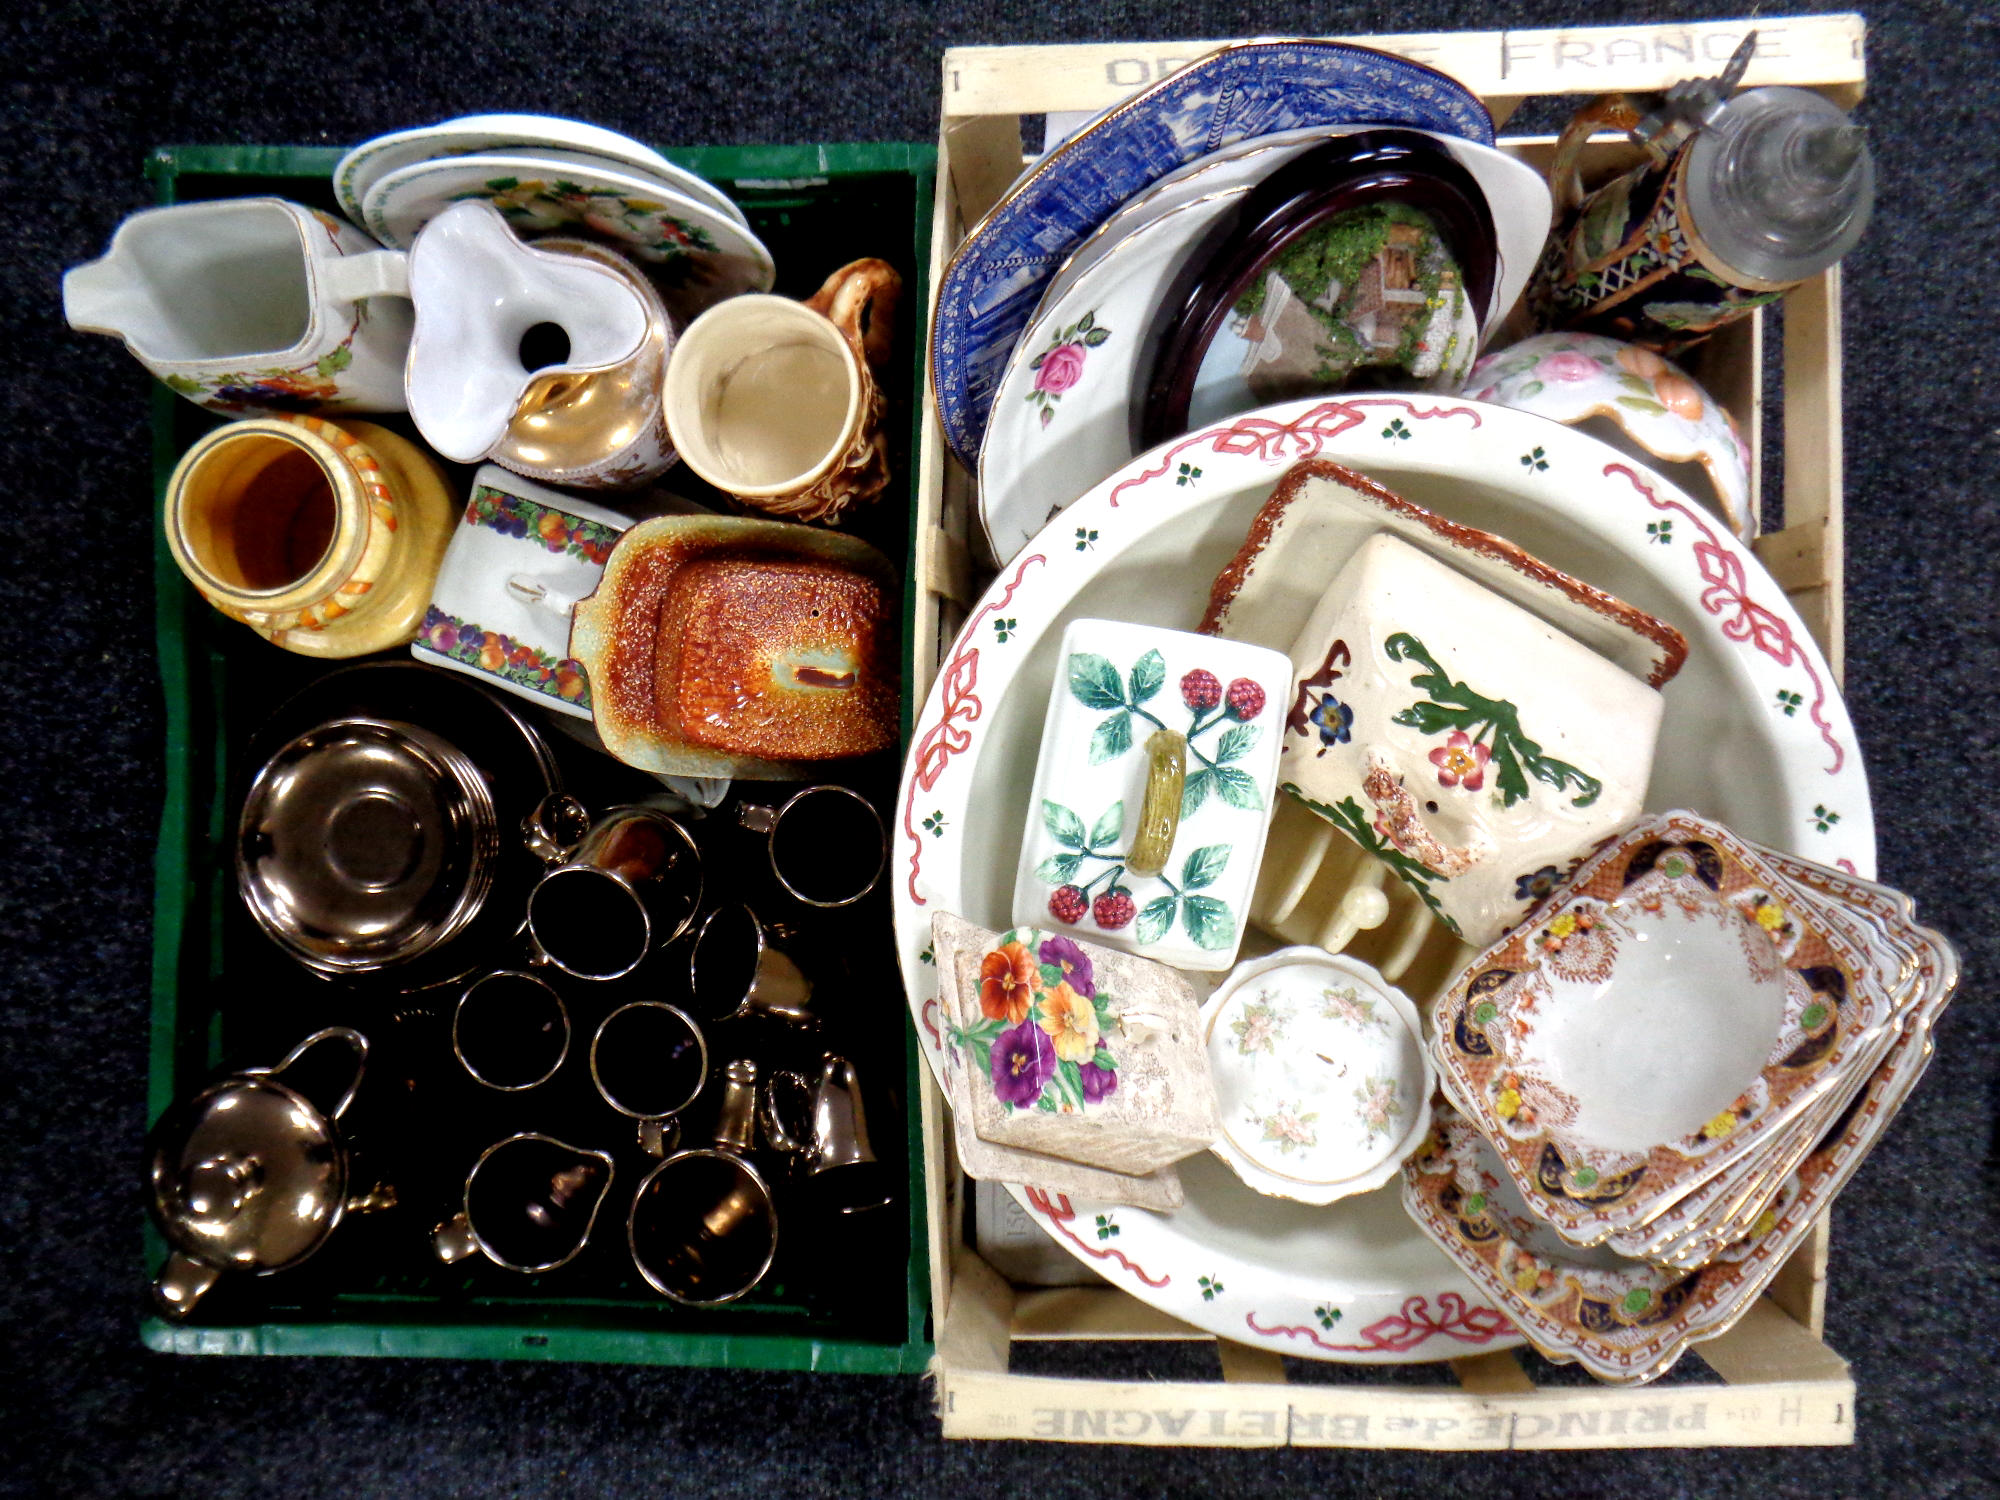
<box><xmin>364</xmin><ymin>151</ymin><xmax>774</xmax><ymax>316</ymax></box>
<box><xmin>894</xmin><ymin>392</ymin><xmax>1871</xmax><ymax>1359</ymax></box>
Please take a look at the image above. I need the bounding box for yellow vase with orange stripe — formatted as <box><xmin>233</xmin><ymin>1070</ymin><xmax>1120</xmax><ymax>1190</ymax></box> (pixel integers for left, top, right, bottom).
<box><xmin>164</xmin><ymin>413</ymin><xmax>455</xmax><ymax>656</ymax></box>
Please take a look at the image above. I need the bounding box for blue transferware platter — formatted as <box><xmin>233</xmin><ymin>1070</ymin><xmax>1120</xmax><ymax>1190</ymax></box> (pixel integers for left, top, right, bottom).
<box><xmin>931</xmin><ymin>39</ymin><xmax>1493</xmax><ymax>469</ymax></box>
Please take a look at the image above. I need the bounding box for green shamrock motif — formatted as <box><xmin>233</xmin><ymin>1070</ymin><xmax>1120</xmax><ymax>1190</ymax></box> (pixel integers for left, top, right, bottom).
<box><xmin>1094</xmin><ymin>1214</ymin><xmax>1120</xmax><ymax>1241</ymax></box>
<box><xmin>1647</xmin><ymin>519</ymin><xmax>1673</xmax><ymax>544</ymax></box>
<box><xmin>1315</xmin><ymin>1305</ymin><xmax>1343</xmax><ymax>1331</ymax></box>
<box><xmin>1812</xmin><ymin>804</ymin><xmax>1841</xmax><ymax>834</ymax></box>
<box><xmin>1775</xmin><ymin>689</ymin><xmax>1804</xmax><ymax>716</ymax></box>
<box><xmin>1075</xmin><ymin>527</ymin><xmax>1098</xmax><ymax>551</ymax></box>
<box><xmin>1176</xmin><ymin>462</ymin><xmax>1202</xmax><ymax>486</ymax></box>
<box><xmin>922</xmin><ymin>810</ymin><xmax>947</xmax><ymax>836</ymax></box>
<box><xmin>1199</xmin><ymin>1275</ymin><xmax>1224</xmax><ymax>1301</ymax></box>
<box><xmin>1381</xmin><ymin>418</ymin><xmax>1412</xmax><ymax>441</ymax></box>
<box><xmin>993</xmin><ymin>617</ymin><xmax>1017</xmax><ymax>643</ymax></box>
<box><xmin>1519</xmin><ymin>446</ymin><xmax>1548</xmax><ymax>472</ymax></box>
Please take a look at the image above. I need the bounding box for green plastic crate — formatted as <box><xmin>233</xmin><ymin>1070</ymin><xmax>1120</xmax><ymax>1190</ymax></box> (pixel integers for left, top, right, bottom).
<box><xmin>141</xmin><ymin>140</ymin><xmax>936</xmax><ymax>1374</ymax></box>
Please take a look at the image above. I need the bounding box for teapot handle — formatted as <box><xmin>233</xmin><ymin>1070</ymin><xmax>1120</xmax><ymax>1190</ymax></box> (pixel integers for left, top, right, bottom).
<box><xmin>253</xmin><ymin>1026</ymin><xmax>368</xmax><ymax>1122</ymax></box>
<box><xmin>1546</xmin><ymin>94</ymin><xmax>1656</xmax><ymax>228</ymax></box>
<box><xmin>803</xmin><ymin>257</ymin><xmax>901</xmax><ymax>371</ymax></box>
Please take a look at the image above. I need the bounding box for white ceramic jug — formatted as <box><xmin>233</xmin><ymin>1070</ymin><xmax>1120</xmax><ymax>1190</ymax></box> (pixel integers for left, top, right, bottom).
<box><xmin>64</xmin><ymin>198</ymin><xmax>411</xmax><ymax>416</ymax></box>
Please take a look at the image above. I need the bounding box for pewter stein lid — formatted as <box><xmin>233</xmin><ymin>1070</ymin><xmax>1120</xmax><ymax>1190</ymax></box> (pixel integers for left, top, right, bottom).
<box><xmin>237</xmin><ymin>717</ymin><xmax>498</xmax><ymax>971</ymax></box>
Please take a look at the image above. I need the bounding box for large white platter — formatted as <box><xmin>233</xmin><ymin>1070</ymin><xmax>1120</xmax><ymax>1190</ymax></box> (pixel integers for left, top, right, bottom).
<box><xmin>893</xmin><ymin>393</ymin><xmax>1873</xmax><ymax>1362</ymax></box>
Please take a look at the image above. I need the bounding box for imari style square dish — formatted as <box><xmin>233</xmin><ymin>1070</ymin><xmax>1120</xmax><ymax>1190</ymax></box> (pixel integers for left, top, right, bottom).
<box><xmin>1433</xmin><ymin>811</ymin><xmax>1898</xmax><ymax>1246</ymax></box>
<box><xmin>412</xmin><ymin>467</ymin><xmax>627</xmax><ymax>719</ymax></box>
<box><xmin>896</xmin><ymin>392</ymin><xmax>1873</xmax><ymax>1360</ymax></box>
<box><xmin>1277</xmin><ymin>530</ymin><xmax>1664</xmax><ymax>949</ymax></box>
<box><xmin>932</xmin><ymin>912</ymin><xmax>1219</xmax><ymax>1178</ymax></box>
<box><xmin>1011</xmin><ymin>618</ymin><xmax>1290</xmax><ymax>971</ymax></box>
<box><xmin>1200</xmin><ymin>947</ymin><xmax>1433</xmax><ymax>1205</ymax></box>
<box><xmin>932</xmin><ymin>39</ymin><xmax>1495</xmax><ymax>467</ymax></box>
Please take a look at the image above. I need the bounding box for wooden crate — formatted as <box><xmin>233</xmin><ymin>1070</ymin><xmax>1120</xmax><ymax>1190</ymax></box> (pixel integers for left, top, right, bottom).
<box><xmin>909</xmin><ymin>14</ymin><xmax>1866</xmax><ymax>1448</ymax></box>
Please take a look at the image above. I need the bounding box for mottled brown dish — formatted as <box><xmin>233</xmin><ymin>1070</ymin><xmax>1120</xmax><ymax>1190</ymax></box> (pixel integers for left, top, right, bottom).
<box><xmin>571</xmin><ymin>515</ymin><xmax>898</xmax><ymax>780</ymax></box>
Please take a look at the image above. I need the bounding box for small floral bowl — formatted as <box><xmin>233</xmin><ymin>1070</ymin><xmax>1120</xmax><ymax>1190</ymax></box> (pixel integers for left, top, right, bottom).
<box><xmin>1463</xmin><ymin>332</ymin><xmax>1754</xmax><ymax>542</ymax></box>
<box><xmin>1199</xmin><ymin>946</ymin><xmax>1435</xmax><ymax>1205</ymax></box>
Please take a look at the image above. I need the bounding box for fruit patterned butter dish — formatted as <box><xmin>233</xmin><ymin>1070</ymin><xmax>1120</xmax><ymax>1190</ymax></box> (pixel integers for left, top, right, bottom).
<box><xmin>932</xmin><ymin>911</ymin><xmax>1219</xmax><ymax>1178</ymax></box>
<box><xmin>1278</xmin><ymin>531</ymin><xmax>1662</xmax><ymax>949</ymax></box>
<box><xmin>1012</xmin><ymin>618</ymin><xmax>1291</xmax><ymax>971</ymax></box>
<box><xmin>1200</xmin><ymin>946</ymin><xmax>1434</xmax><ymax>1205</ymax></box>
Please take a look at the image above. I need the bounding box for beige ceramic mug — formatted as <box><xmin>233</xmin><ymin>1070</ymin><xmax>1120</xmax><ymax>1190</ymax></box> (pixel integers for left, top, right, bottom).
<box><xmin>662</xmin><ymin>258</ymin><xmax>899</xmax><ymax>524</ymax></box>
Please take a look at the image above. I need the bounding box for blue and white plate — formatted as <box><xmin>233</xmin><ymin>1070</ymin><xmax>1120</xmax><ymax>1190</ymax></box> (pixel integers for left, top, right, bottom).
<box><xmin>931</xmin><ymin>40</ymin><xmax>1494</xmax><ymax>469</ymax></box>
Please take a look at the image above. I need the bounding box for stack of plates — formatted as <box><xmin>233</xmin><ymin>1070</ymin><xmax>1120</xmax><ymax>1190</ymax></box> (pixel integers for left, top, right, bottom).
<box><xmin>929</xmin><ymin>40</ymin><xmax>1553</xmax><ymax>564</ymax></box>
<box><xmin>334</xmin><ymin>114</ymin><xmax>773</xmax><ymax>317</ymax></box>
<box><xmin>1408</xmin><ymin>809</ymin><xmax>1957</xmax><ymax>1383</ymax></box>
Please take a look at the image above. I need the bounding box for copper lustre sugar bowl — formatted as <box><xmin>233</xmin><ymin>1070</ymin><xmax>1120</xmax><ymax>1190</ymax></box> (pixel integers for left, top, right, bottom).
<box><xmin>146</xmin><ymin>1028</ymin><xmax>393</xmax><ymax>1317</ymax></box>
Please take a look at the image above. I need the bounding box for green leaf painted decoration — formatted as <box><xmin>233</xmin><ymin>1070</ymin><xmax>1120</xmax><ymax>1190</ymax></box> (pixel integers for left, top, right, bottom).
<box><xmin>1136</xmin><ymin>895</ymin><xmax>1177</xmax><ymax>944</ymax></box>
<box><xmin>1034</xmin><ymin>851</ymin><xmax>1083</xmax><ymax>884</ymax></box>
<box><xmin>1383</xmin><ymin>632</ymin><xmax>1603</xmax><ymax>809</ymax></box>
<box><xmin>1089</xmin><ymin>710</ymin><xmax>1133</xmax><ymax>764</ymax></box>
<box><xmin>1089</xmin><ymin>801</ymin><xmax>1126</xmax><ymax>849</ymax></box>
<box><xmin>1616</xmin><ymin>396</ymin><xmax>1669</xmax><ymax>415</ymax></box>
<box><xmin>1068</xmin><ymin>652</ymin><xmax>1126</xmax><ymax>710</ymax></box>
<box><xmin>1214</xmin><ymin>765</ymin><xmax>1265</xmax><ymax>810</ymax></box>
<box><xmin>1215</xmin><ymin>722</ymin><xmax>1260</xmax><ymax>764</ymax></box>
<box><xmin>1181</xmin><ymin>844</ymin><xmax>1230</xmax><ymax>890</ymax></box>
<box><xmin>1128</xmin><ymin>649</ymin><xmax>1165</xmax><ymax>705</ymax></box>
<box><xmin>1182</xmin><ymin>894</ymin><xmax>1234</xmax><ymax>950</ymax></box>
<box><xmin>1091</xmin><ymin>1046</ymin><xmax>1118</xmax><ymax>1071</ymax></box>
<box><xmin>1043</xmin><ymin>800</ymin><xmax>1087</xmax><ymax>848</ymax></box>
<box><xmin>1181</xmin><ymin>767</ymin><xmax>1215</xmax><ymax>818</ymax></box>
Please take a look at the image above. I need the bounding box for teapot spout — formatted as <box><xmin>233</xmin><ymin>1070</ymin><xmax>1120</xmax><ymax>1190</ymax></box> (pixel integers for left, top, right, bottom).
<box><xmin>153</xmin><ymin>1251</ymin><xmax>223</xmax><ymax>1319</ymax></box>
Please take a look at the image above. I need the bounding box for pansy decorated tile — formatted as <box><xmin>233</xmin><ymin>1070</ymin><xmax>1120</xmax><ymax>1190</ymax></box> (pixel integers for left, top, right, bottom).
<box><xmin>1200</xmin><ymin>946</ymin><xmax>1434</xmax><ymax>1205</ymax></box>
<box><xmin>1278</xmin><ymin>531</ymin><xmax>1663</xmax><ymax>949</ymax></box>
<box><xmin>1012</xmin><ymin>618</ymin><xmax>1291</xmax><ymax>971</ymax></box>
<box><xmin>933</xmin><ymin>911</ymin><xmax>1218</xmax><ymax>1179</ymax></box>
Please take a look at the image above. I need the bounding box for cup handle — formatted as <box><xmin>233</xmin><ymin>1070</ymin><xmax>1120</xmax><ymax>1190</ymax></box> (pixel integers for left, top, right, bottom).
<box><xmin>758</xmin><ymin>1069</ymin><xmax>815</xmax><ymax>1155</ymax></box>
<box><xmin>802</xmin><ymin>257</ymin><xmax>900</xmax><ymax>371</ymax></box>
<box><xmin>523</xmin><ymin>793</ymin><xmax>591</xmax><ymax>865</ymax></box>
<box><xmin>321</xmin><ymin>247</ymin><xmax>412</xmax><ymax>303</ymax></box>
<box><xmin>637</xmin><ymin>1117</ymin><xmax>681</xmax><ymax>1158</ymax></box>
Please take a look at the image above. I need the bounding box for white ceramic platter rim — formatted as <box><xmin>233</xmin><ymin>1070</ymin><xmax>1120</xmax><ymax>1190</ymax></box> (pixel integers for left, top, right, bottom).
<box><xmin>335</xmin><ymin>113</ymin><xmax>746</xmax><ymax>230</ymax></box>
<box><xmin>894</xmin><ymin>393</ymin><xmax>1873</xmax><ymax>1361</ymax></box>
<box><xmin>362</xmin><ymin>153</ymin><xmax>775</xmax><ymax>296</ymax></box>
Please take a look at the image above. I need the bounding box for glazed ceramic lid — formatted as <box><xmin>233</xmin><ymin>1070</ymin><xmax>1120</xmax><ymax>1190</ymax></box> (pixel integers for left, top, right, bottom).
<box><xmin>147</xmin><ymin>1076</ymin><xmax>348</xmax><ymax>1272</ymax></box>
<box><xmin>237</xmin><ymin>717</ymin><xmax>498</xmax><ymax>971</ymax></box>
<box><xmin>1201</xmin><ymin>947</ymin><xmax>1434</xmax><ymax>1204</ymax></box>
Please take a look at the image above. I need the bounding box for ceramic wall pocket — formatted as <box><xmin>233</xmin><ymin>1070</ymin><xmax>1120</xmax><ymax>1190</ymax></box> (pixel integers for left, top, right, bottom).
<box><xmin>1466</xmin><ymin>332</ymin><xmax>1755</xmax><ymax>542</ymax></box>
<box><xmin>404</xmin><ymin>201</ymin><xmax>677</xmax><ymax>489</ymax></box>
<box><xmin>1200</xmin><ymin>946</ymin><xmax>1433</xmax><ymax>1205</ymax></box>
<box><xmin>931</xmin><ymin>911</ymin><xmax>1220</xmax><ymax>1176</ymax></box>
<box><xmin>569</xmin><ymin>515</ymin><xmax>898</xmax><ymax>781</ymax></box>
<box><xmin>663</xmin><ymin>258</ymin><xmax>901</xmax><ymax>524</ymax></box>
<box><xmin>1012</xmin><ymin>618</ymin><xmax>1290</xmax><ymax>971</ymax></box>
<box><xmin>147</xmin><ymin>1028</ymin><xmax>390</xmax><ymax>1317</ymax></box>
<box><xmin>164</xmin><ymin>413</ymin><xmax>455</xmax><ymax>657</ymax></box>
<box><xmin>1276</xmin><ymin>530</ymin><xmax>1664</xmax><ymax>948</ymax></box>
<box><xmin>412</xmin><ymin>466</ymin><xmax>631</xmax><ymax>718</ymax></box>
<box><xmin>64</xmin><ymin>197</ymin><xmax>411</xmax><ymax>416</ymax></box>
<box><xmin>1202</xmin><ymin>457</ymin><xmax>1688</xmax><ymax>688</ymax></box>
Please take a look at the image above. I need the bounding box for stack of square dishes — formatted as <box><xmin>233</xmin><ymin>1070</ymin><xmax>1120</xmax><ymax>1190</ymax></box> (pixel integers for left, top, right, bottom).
<box><xmin>1406</xmin><ymin>809</ymin><xmax>1957</xmax><ymax>1384</ymax></box>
